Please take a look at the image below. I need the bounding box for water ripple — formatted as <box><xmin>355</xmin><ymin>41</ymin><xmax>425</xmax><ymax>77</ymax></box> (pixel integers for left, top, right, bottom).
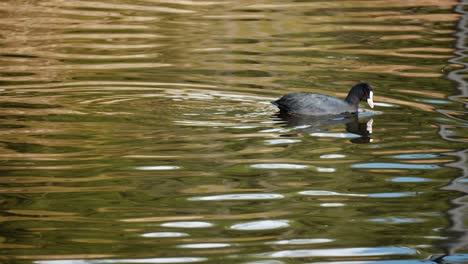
<box><xmin>312</xmin><ymin>261</ymin><xmax>435</xmax><ymax>264</ymax></box>
<box><xmin>135</xmin><ymin>166</ymin><xmax>181</xmax><ymax>171</ymax></box>
<box><xmin>141</xmin><ymin>232</ymin><xmax>189</xmax><ymax>238</ymax></box>
<box><xmin>35</xmin><ymin>257</ymin><xmax>208</xmax><ymax>264</ymax></box>
<box><xmin>250</xmin><ymin>164</ymin><xmax>308</xmax><ymax>169</ymax></box>
<box><xmin>368</xmin><ymin>192</ymin><xmax>420</xmax><ymax>198</ymax></box>
<box><xmin>177</xmin><ymin>243</ymin><xmax>231</xmax><ymax>249</ymax></box>
<box><xmin>317</xmin><ymin>167</ymin><xmax>337</xmax><ymax>172</ymax></box>
<box><xmin>160</xmin><ymin>222</ymin><xmax>214</xmax><ymax>228</ymax></box>
<box><xmin>243</xmin><ymin>261</ymin><xmax>285</xmax><ymax>264</ymax></box>
<box><xmin>264</xmin><ymin>139</ymin><xmax>302</xmax><ymax>145</ymax></box>
<box><xmin>44</xmin><ymin>0</ymin><xmax>196</xmax><ymax>14</ymax></box>
<box><xmin>255</xmin><ymin>247</ymin><xmax>417</xmax><ymax>258</ymax></box>
<box><xmin>320</xmin><ymin>203</ymin><xmax>346</xmax><ymax>207</ymax></box>
<box><xmin>320</xmin><ymin>154</ymin><xmax>346</xmax><ymax>159</ymax></box>
<box><xmin>0</xmin><ymin>0</ymin><xmax>463</xmax><ymax>262</ymax></box>
<box><xmin>352</xmin><ymin>163</ymin><xmax>440</xmax><ymax>169</ymax></box>
<box><xmin>189</xmin><ymin>193</ymin><xmax>284</xmax><ymax>201</ymax></box>
<box><xmin>299</xmin><ymin>190</ymin><xmax>420</xmax><ymax>198</ymax></box>
<box><xmin>311</xmin><ymin>133</ymin><xmax>361</xmax><ymax>138</ymax></box>
<box><xmin>298</xmin><ymin>190</ymin><xmax>365</xmax><ymax>197</ymax></box>
<box><xmin>391</xmin><ymin>177</ymin><xmax>430</xmax><ymax>183</ymax></box>
<box><xmin>369</xmin><ymin>217</ymin><xmax>424</xmax><ymax>224</ymax></box>
<box><xmin>392</xmin><ymin>154</ymin><xmax>440</xmax><ymax>159</ymax></box>
<box><xmin>267</xmin><ymin>238</ymin><xmax>334</xmax><ymax>245</ymax></box>
<box><xmin>230</xmin><ymin>220</ymin><xmax>290</xmax><ymax>231</ymax></box>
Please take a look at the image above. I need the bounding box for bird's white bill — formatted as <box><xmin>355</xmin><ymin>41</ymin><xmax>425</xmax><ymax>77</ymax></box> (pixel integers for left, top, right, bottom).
<box><xmin>367</xmin><ymin>91</ymin><xmax>374</xmax><ymax>108</ymax></box>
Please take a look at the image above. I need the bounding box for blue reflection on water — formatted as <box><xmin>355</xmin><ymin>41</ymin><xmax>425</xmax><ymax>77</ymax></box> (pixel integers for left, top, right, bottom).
<box><xmin>442</xmin><ymin>254</ymin><xmax>468</xmax><ymax>262</ymax></box>
<box><xmin>368</xmin><ymin>192</ymin><xmax>420</xmax><ymax>198</ymax></box>
<box><xmin>312</xmin><ymin>260</ymin><xmax>435</xmax><ymax>264</ymax></box>
<box><xmin>255</xmin><ymin>246</ymin><xmax>417</xmax><ymax>258</ymax></box>
<box><xmin>310</xmin><ymin>132</ymin><xmax>361</xmax><ymax>138</ymax></box>
<box><xmin>298</xmin><ymin>190</ymin><xmax>419</xmax><ymax>198</ymax></box>
<box><xmin>392</xmin><ymin>154</ymin><xmax>440</xmax><ymax>159</ymax></box>
<box><xmin>368</xmin><ymin>217</ymin><xmax>424</xmax><ymax>224</ymax></box>
<box><xmin>352</xmin><ymin>163</ymin><xmax>440</xmax><ymax>169</ymax></box>
<box><xmin>391</xmin><ymin>177</ymin><xmax>430</xmax><ymax>182</ymax></box>
<box><xmin>417</xmin><ymin>99</ymin><xmax>451</xmax><ymax>104</ymax></box>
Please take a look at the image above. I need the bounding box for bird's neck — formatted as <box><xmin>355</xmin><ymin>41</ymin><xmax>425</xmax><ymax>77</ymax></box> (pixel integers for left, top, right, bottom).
<box><xmin>345</xmin><ymin>95</ymin><xmax>360</xmax><ymax>108</ymax></box>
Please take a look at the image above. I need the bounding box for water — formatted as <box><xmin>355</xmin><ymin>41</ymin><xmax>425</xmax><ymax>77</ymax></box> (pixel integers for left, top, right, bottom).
<box><xmin>0</xmin><ymin>0</ymin><xmax>467</xmax><ymax>263</ymax></box>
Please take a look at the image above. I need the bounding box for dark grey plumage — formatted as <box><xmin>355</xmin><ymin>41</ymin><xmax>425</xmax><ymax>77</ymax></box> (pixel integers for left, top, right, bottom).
<box><xmin>272</xmin><ymin>82</ymin><xmax>373</xmax><ymax>116</ymax></box>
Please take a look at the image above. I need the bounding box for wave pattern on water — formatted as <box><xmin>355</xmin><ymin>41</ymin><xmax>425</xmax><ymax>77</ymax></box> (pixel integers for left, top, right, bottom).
<box><xmin>0</xmin><ymin>0</ymin><xmax>467</xmax><ymax>263</ymax></box>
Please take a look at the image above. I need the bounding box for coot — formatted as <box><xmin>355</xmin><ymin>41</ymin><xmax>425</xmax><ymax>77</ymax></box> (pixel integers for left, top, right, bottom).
<box><xmin>272</xmin><ymin>82</ymin><xmax>374</xmax><ymax>115</ymax></box>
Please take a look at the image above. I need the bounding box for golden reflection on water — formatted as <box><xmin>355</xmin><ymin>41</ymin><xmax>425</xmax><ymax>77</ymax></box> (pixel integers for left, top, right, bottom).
<box><xmin>0</xmin><ymin>0</ymin><xmax>465</xmax><ymax>263</ymax></box>
<box><xmin>70</xmin><ymin>238</ymin><xmax>118</xmax><ymax>244</ymax></box>
<box><xmin>0</xmin><ymin>215</ymin><xmax>92</xmax><ymax>223</ymax></box>
<box><xmin>370</xmin><ymin>149</ymin><xmax>454</xmax><ymax>155</ymax></box>
<box><xmin>0</xmin><ymin>175</ymin><xmax>114</xmax><ymax>183</ymax></box>
<box><xmin>0</xmin><ymin>243</ymin><xmax>36</xmax><ymax>249</ymax></box>
<box><xmin>180</xmin><ymin>184</ymin><xmax>261</xmax><ymax>194</ymax></box>
<box><xmin>336</xmin><ymin>48</ymin><xmax>452</xmax><ymax>59</ymax></box>
<box><xmin>121</xmin><ymin>211</ymin><xmax>292</xmax><ymax>223</ymax></box>
<box><xmin>7</xmin><ymin>210</ymin><xmax>78</xmax><ymax>216</ymax></box>
<box><xmin>0</xmin><ymin>185</ymin><xmax>131</xmax><ymax>193</ymax></box>
<box><xmin>0</xmin><ymin>0</ymin><xmax>458</xmax><ymax>84</ymax></box>
<box><xmin>245</xmin><ymin>0</ymin><xmax>457</xmax><ymax>10</ymax></box>
<box><xmin>44</xmin><ymin>0</ymin><xmax>196</xmax><ymax>14</ymax></box>
<box><xmin>396</xmin><ymin>89</ymin><xmax>448</xmax><ymax>98</ymax></box>
<box><xmin>0</xmin><ymin>255</ymin><xmax>116</xmax><ymax>261</ymax></box>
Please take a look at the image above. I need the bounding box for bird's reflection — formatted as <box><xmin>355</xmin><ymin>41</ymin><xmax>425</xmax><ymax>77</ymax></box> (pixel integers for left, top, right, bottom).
<box><xmin>274</xmin><ymin>112</ymin><xmax>373</xmax><ymax>144</ymax></box>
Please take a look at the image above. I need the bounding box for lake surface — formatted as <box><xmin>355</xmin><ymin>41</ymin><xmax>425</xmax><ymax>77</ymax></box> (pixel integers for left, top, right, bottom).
<box><xmin>0</xmin><ymin>0</ymin><xmax>467</xmax><ymax>263</ymax></box>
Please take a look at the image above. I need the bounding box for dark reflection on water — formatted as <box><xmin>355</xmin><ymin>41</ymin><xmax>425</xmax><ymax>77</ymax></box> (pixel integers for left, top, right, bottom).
<box><xmin>437</xmin><ymin>1</ymin><xmax>468</xmax><ymax>262</ymax></box>
<box><xmin>274</xmin><ymin>112</ymin><xmax>373</xmax><ymax>144</ymax></box>
<box><xmin>0</xmin><ymin>0</ymin><xmax>467</xmax><ymax>263</ymax></box>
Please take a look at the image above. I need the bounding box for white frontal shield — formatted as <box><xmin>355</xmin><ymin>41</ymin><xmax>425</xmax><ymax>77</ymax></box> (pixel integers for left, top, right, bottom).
<box><xmin>367</xmin><ymin>91</ymin><xmax>374</xmax><ymax>109</ymax></box>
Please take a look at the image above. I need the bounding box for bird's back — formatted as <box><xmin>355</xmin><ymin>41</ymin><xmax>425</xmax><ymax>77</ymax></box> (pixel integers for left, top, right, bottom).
<box><xmin>272</xmin><ymin>92</ymin><xmax>356</xmax><ymax>115</ymax></box>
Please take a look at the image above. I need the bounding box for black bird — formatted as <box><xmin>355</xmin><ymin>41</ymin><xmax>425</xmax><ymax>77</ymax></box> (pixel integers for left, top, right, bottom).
<box><xmin>272</xmin><ymin>82</ymin><xmax>374</xmax><ymax>115</ymax></box>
